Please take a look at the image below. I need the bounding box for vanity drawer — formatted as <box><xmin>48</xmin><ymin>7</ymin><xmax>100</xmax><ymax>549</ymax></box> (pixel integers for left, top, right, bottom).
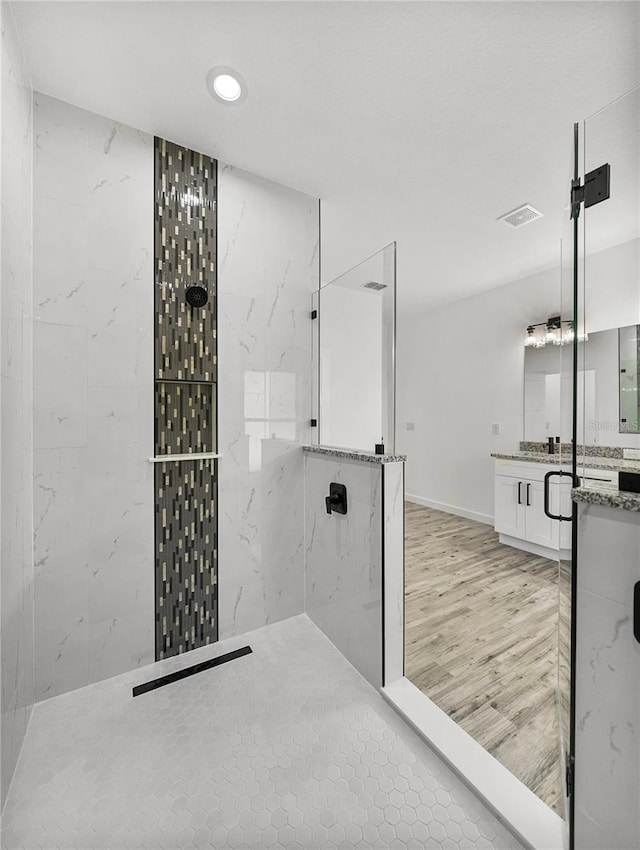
<box><xmin>494</xmin><ymin>460</ymin><xmax>570</xmax><ymax>482</ymax></box>
<box><xmin>578</xmin><ymin>468</ymin><xmax>618</xmax><ymax>489</ymax></box>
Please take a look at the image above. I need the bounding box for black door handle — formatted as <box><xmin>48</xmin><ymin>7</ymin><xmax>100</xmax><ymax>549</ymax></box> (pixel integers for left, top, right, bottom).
<box><xmin>543</xmin><ymin>470</ymin><xmax>574</xmax><ymax>521</ymax></box>
<box><xmin>517</xmin><ymin>482</ymin><xmax>522</xmax><ymax>505</ymax></box>
<box><xmin>526</xmin><ymin>483</ymin><xmax>531</xmax><ymax>506</ymax></box>
<box><xmin>634</xmin><ymin>583</ymin><xmax>640</xmax><ymax>644</ymax></box>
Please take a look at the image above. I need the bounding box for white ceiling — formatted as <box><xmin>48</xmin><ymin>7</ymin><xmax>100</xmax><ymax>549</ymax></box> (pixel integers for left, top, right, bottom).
<box><xmin>11</xmin><ymin>0</ymin><xmax>640</xmax><ymax>316</ymax></box>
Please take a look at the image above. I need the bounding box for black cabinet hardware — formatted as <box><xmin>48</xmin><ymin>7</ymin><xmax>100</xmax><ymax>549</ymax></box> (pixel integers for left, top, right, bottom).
<box><xmin>526</xmin><ymin>483</ymin><xmax>531</xmax><ymax>506</ymax></box>
<box><xmin>517</xmin><ymin>482</ymin><xmax>522</xmax><ymax>505</ymax></box>
<box><xmin>634</xmin><ymin>583</ymin><xmax>640</xmax><ymax>644</ymax></box>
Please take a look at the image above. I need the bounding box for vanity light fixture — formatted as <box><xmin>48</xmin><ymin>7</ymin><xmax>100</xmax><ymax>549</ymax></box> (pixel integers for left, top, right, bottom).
<box><xmin>524</xmin><ymin>317</ymin><xmax>587</xmax><ymax>348</ymax></box>
<box><xmin>524</xmin><ymin>326</ymin><xmax>537</xmax><ymax>347</ymax></box>
<box><xmin>206</xmin><ymin>66</ymin><xmax>247</xmax><ymax>105</ymax></box>
<box><xmin>546</xmin><ymin>316</ymin><xmax>562</xmax><ymax>345</ymax></box>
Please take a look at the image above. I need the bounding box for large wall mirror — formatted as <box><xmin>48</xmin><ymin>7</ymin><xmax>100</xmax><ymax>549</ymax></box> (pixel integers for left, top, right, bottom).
<box><xmin>524</xmin><ymin>323</ymin><xmax>640</xmax><ymax>447</ymax></box>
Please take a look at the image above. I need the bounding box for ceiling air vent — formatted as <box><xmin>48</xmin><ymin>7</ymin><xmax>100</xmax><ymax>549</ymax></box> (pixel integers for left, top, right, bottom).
<box><xmin>363</xmin><ymin>281</ymin><xmax>387</xmax><ymax>291</ymax></box>
<box><xmin>497</xmin><ymin>203</ymin><xmax>543</xmax><ymax>229</ymax></box>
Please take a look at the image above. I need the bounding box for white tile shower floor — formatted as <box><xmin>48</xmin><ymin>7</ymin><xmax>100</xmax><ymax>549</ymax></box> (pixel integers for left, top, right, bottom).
<box><xmin>2</xmin><ymin>615</ymin><xmax>524</xmax><ymax>850</ymax></box>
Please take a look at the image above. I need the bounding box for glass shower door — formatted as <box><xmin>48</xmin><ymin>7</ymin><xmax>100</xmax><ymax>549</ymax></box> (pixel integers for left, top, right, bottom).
<box><xmin>317</xmin><ymin>243</ymin><xmax>396</xmax><ymax>453</ymax></box>
<box><xmin>555</xmin><ymin>123</ymin><xmax>582</xmax><ymax>850</ymax></box>
<box><xmin>558</xmin><ymin>85</ymin><xmax>640</xmax><ymax>850</ymax></box>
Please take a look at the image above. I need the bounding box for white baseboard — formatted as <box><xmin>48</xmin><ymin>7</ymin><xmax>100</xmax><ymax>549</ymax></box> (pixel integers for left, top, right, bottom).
<box><xmin>382</xmin><ymin>678</ymin><xmax>567</xmax><ymax>850</ymax></box>
<box><xmin>405</xmin><ymin>493</ymin><xmax>494</xmax><ymax>526</ymax></box>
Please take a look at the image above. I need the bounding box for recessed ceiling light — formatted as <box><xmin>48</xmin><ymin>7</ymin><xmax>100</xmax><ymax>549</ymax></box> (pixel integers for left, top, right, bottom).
<box><xmin>206</xmin><ymin>66</ymin><xmax>247</xmax><ymax>105</ymax></box>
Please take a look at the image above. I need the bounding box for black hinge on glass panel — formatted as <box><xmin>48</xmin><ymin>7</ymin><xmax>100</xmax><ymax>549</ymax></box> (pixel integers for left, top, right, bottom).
<box><xmin>310</xmin><ymin>419</ymin><xmax>318</xmax><ymax>427</ymax></box>
<box><xmin>571</xmin><ymin>163</ymin><xmax>610</xmax><ymax>219</ymax></box>
<box><xmin>566</xmin><ymin>753</ymin><xmax>575</xmax><ymax>798</ymax></box>
<box><xmin>311</xmin><ymin>309</ymin><xmax>318</xmax><ymax>320</ymax></box>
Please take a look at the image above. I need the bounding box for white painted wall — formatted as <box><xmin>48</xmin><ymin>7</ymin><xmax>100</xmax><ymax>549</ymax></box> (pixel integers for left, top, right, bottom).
<box><xmin>0</xmin><ymin>4</ymin><xmax>35</xmax><ymax>804</ymax></box>
<box><xmin>398</xmin><ymin>237</ymin><xmax>640</xmax><ymax>521</ymax></box>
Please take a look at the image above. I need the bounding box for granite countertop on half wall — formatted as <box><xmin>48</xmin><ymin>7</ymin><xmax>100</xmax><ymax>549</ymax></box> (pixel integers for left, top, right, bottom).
<box><xmin>491</xmin><ymin>451</ymin><xmax>640</xmax><ymax>474</ymax></box>
<box><xmin>303</xmin><ymin>445</ymin><xmax>407</xmax><ymax>464</ymax></box>
<box><xmin>572</xmin><ymin>485</ymin><xmax>640</xmax><ymax>512</ymax></box>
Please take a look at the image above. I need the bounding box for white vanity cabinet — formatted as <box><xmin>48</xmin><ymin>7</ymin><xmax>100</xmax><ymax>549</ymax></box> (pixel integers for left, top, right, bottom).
<box><xmin>493</xmin><ymin>459</ymin><xmax>616</xmax><ymax>559</ymax></box>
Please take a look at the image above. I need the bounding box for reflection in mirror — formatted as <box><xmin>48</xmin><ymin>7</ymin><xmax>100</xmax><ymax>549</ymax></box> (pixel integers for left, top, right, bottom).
<box><xmin>619</xmin><ymin>324</ymin><xmax>640</xmax><ymax>433</ymax></box>
<box><xmin>524</xmin><ymin>324</ymin><xmax>640</xmax><ymax>446</ymax></box>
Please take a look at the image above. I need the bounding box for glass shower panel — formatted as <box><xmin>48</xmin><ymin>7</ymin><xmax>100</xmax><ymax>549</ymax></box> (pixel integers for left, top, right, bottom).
<box><xmin>573</xmin><ymin>85</ymin><xmax>640</xmax><ymax>849</ymax></box>
<box><xmin>318</xmin><ymin>243</ymin><xmax>396</xmax><ymax>453</ymax></box>
<box><xmin>582</xmin><ymin>86</ymin><xmax>640</xmax><ymax>462</ymax></box>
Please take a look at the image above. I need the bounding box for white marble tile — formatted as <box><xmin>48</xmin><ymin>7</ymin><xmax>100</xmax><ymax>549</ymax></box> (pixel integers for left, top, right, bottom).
<box><xmin>217</xmin><ymin>163</ymin><xmax>318</xmax><ymax>640</ymax></box>
<box><xmin>32</xmin><ymin>195</ymin><xmax>87</xmax><ymax>325</ymax></box>
<box><xmin>34</xmin><ymin>93</ymin><xmax>88</xmax><ymax>205</ymax></box>
<box><xmin>33</xmin><ymin>447</ymin><xmax>88</xmax><ymax>578</ymax></box>
<box><xmin>87</xmin><ymin>498</ymin><xmax>153</xmax><ymax>624</ymax></box>
<box><xmin>382</xmin><ymin>461</ymin><xmax>405</xmax><ymax>686</ymax></box>
<box><xmin>574</xmin><ymin>587</ymin><xmax>639</xmax><ymax>849</ymax></box>
<box><xmin>87</xmin><ymin>261</ymin><xmax>151</xmax><ymax>388</ymax></box>
<box><xmin>32</xmin><ymin>96</ymin><xmax>154</xmax><ymax>702</ymax></box>
<box><xmin>262</xmin><ymin>440</ymin><xmax>305</xmax><ymax>623</ymax></box>
<box><xmin>1</xmin><ymin>56</ymin><xmax>32</xmax><ymax>236</ymax></box>
<box><xmin>86</xmin><ymin>120</ymin><xmax>153</xmax><ymax>276</ymax></box>
<box><xmin>33</xmin><ymin>379</ymin><xmax>88</xmax><ymax>449</ymax></box>
<box><xmin>86</xmin><ymin>385</ymin><xmax>152</xmax><ymax>471</ymax></box>
<box><xmin>576</xmin><ymin>502</ymin><xmax>640</xmax><ymax>606</ymax></box>
<box><xmin>1</xmin><ymin>375</ymin><xmax>24</xmax><ymax>537</ymax></box>
<box><xmin>304</xmin><ymin>454</ymin><xmax>383</xmax><ymax>688</ymax></box>
<box><xmin>34</xmin><ymin>566</ymin><xmax>89</xmax><ymax>702</ymax></box>
<box><xmin>0</xmin><ymin>214</ymin><xmax>29</xmax><ymax>382</ymax></box>
<box><xmin>33</xmin><ymin>320</ymin><xmax>87</xmax><ymax>388</ymax></box>
<box><xmin>217</xmin><ymin>473</ymin><xmax>266</xmax><ymax>639</ymax></box>
<box><xmin>1</xmin><ymin>3</ymin><xmax>35</xmax><ymax>805</ymax></box>
<box><xmin>88</xmin><ymin>611</ymin><xmax>155</xmax><ymax>685</ymax></box>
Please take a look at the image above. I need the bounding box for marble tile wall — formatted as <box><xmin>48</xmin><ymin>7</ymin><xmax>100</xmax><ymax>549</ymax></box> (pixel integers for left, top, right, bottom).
<box><xmin>382</xmin><ymin>461</ymin><xmax>405</xmax><ymax>686</ymax></box>
<box><xmin>32</xmin><ymin>95</ymin><xmax>155</xmax><ymax>700</ymax></box>
<box><xmin>304</xmin><ymin>453</ymin><xmax>384</xmax><ymax>688</ymax></box>
<box><xmin>217</xmin><ymin>164</ymin><xmax>319</xmax><ymax>638</ymax></box>
<box><xmin>574</xmin><ymin>502</ymin><xmax>640</xmax><ymax>849</ymax></box>
<box><xmin>0</xmin><ymin>4</ymin><xmax>35</xmax><ymax>805</ymax></box>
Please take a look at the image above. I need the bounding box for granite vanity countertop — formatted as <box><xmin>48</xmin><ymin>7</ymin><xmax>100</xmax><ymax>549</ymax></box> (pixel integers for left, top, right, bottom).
<box><xmin>572</xmin><ymin>485</ymin><xmax>640</xmax><ymax>512</ymax></box>
<box><xmin>303</xmin><ymin>445</ymin><xmax>407</xmax><ymax>464</ymax></box>
<box><xmin>492</xmin><ymin>451</ymin><xmax>640</xmax><ymax>473</ymax></box>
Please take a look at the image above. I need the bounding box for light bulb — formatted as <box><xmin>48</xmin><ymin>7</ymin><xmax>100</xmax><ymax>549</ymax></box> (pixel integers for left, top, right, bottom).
<box><xmin>213</xmin><ymin>74</ymin><xmax>242</xmax><ymax>102</ymax></box>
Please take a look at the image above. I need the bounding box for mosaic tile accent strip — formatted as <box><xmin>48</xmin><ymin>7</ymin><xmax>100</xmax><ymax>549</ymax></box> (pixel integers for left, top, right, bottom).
<box><xmin>154</xmin><ymin>459</ymin><xmax>218</xmax><ymax>658</ymax></box>
<box><xmin>155</xmin><ymin>381</ymin><xmax>214</xmax><ymax>456</ymax></box>
<box><xmin>154</xmin><ymin>137</ymin><xmax>218</xmax><ymax>660</ymax></box>
<box><xmin>154</xmin><ymin>138</ymin><xmax>217</xmax><ymax>382</ymax></box>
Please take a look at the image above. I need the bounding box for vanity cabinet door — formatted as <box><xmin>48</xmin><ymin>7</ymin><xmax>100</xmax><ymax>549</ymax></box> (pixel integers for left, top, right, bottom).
<box><xmin>524</xmin><ymin>480</ymin><xmax>560</xmax><ymax>550</ymax></box>
<box><xmin>494</xmin><ymin>475</ymin><xmax>526</xmax><ymax>538</ymax></box>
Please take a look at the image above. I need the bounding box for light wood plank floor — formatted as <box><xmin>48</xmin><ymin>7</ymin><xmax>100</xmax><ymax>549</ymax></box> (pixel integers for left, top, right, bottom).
<box><xmin>404</xmin><ymin>501</ymin><xmax>562</xmax><ymax>814</ymax></box>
